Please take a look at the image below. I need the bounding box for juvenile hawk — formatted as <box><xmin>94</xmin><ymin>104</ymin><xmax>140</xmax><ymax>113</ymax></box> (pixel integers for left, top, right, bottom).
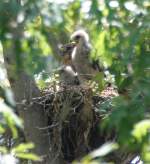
<box><xmin>70</xmin><ymin>30</ymin><xmax>102</xmax><ymax>84</ymax></box>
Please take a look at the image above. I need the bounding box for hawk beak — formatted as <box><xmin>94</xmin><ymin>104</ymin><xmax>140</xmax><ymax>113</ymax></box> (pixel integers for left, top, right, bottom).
<box><xmin>70</xmin><ymin>40</ymin><xmax>78</xmax><ymax>45</ymax></box>
<box><xmin>70</xmin><ymin>41</ymin><xmax>77</xmax><ymax>46</ymax></box>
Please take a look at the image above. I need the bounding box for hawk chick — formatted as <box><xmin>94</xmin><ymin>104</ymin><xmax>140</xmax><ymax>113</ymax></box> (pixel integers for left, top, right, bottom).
<box><xmin>70</xmin><ymin>30</ymin><xmax>102</xmax><ymax>84</ymax></box>
<box><xmin>58</xmin><ymin>42</ymin><xmax>79</xmax><ymax>85</ymax></box>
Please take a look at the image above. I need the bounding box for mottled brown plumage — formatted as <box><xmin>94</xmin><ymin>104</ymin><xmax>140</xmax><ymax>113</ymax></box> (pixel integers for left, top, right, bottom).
<box><xmin>58</xmin><ymin>42</ymin><xmax>79</xmax><ymax>85</ymax></box>
<box><xmin>60</xmin><ymin>42</ymin><xmax>76</xmax><ymax>72</ymax></box>
<box><xmin>70</xmin><ymin>30</ymin><xmax>102</xmax><ymax>84</ymax></box>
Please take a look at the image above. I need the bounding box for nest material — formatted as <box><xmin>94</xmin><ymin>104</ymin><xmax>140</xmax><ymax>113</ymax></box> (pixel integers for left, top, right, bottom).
<box><xmin>36</xmin><ymin>83</ymin><xmax>136</xmax><ymax>163</ymax></box>
<box><xmin>35</xmin><ymin>84</ymin><xmax>118</xmax><ymax>163</ymax></box>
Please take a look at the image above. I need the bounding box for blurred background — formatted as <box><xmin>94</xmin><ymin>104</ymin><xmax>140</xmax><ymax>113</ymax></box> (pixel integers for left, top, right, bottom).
<box><xmin>0</xmin><ymin>0</ymin><xmax>149</xmax><ymax>163</ymax></box>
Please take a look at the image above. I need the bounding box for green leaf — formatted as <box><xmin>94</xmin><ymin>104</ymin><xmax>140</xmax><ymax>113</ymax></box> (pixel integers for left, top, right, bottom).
<box><xmin>15</xmin><ymin>153</ymin><xmax>41</xmax><ymax>161</ymax></box>
<box><xmin>5</xmin><ymin>88</ymin><xmax>15</xmax><ymax>107</ymax></box>
<box><xmin>142</xmin><ymin>143</ymin><xmax>150</xmax><ymax>162</ymax></box>
<box><xmin>90</xmin><ymin>142</ymin><xmax>118</xmax><ymax>158</ymax></box>
<box><xmin>0</xmin><ymin>146</ymin><xmax>7</xmax><ymax>154</ymax></box>
<box><xmin>0</xmin><ymin>102</ymin><xmax>23</xmax><ymax>138</ymax></box>
<box><xmin>0</xmin><ymin>125</ymin><xmax>5</xmax><ymax>134</ymax></box>
<box><xmin>12</xmin><ymin>143</ymin><xmax>35</xmax><ymax>153</ymax></box>
<box><xmin>0</xmin><ymin>102</ymin><xmax>23</xmax><ymax>128</ymax></box>
<box><xmin>132</xmin><ymin>119</ymin><xmax>150</xmax><ymax>142</ymax></box>
<box><xmin>11</xmin><ymin>143</ymin><xmax>40</xmax><ymax>161</ymax></box>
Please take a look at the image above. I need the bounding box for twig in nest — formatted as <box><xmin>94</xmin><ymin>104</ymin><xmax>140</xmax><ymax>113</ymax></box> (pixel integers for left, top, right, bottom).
<box><xmin>37</xmin><ymin>123</ymin><xmax>59</xmax><ymax>130</ymax></box>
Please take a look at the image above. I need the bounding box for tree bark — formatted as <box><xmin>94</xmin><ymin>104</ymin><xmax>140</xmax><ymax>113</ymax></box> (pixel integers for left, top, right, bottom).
<box><xmin>2</xmin><ymin>24</ymin><xmax>65</xmax><ymax>164</ymax></box>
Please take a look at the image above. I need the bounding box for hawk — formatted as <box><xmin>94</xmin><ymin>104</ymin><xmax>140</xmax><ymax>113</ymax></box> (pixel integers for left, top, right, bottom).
<box><xmin>58</xmin><ymin>42</ymin><xmax>79</xmax><ymax>85</ymax></box>
<box><xmin>60</xmin><ymin>42</ymin><xmax>76</xmax><ymax>72</ymax></box>
<box><xmin>70</xmin><ymin>30</ymin><xmax>103</xmax><ymax>84</ymax></box>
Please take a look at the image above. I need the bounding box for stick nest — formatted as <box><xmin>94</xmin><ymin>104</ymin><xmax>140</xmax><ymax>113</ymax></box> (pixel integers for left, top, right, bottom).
<box><xmin>35</xmin><ymin>83</ymin><xmax>119</xmax><ymax>162</ymax></box>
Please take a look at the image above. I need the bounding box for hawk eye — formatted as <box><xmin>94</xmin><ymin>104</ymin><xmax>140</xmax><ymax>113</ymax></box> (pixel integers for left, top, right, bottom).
<box><xmin>75</xmin><ymin>35</ymin><xmax>80</xmax><ymax>40</ymax></box>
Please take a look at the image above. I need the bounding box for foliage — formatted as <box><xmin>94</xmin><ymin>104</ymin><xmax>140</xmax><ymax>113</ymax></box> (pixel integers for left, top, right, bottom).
<box><xmin>0</xmin><ymin>0</ymin><xmax>149</xmax><ymax>163</ymax></box>
<box><xmin>0</xmin><ymin>85</ymin><xmax>40</xmax><ymax>163</ymax></box>
<box><xmin>73</xmin><ymin>142</ymin><xmax>118</xmax><ymax>164</ymax></box>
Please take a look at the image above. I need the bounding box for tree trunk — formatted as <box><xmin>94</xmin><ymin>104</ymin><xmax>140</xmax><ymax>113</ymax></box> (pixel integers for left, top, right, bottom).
<box><xmin>2</xmin><ymin>24</ymin><xmax>65</xmax><ymax>164</ymax></box>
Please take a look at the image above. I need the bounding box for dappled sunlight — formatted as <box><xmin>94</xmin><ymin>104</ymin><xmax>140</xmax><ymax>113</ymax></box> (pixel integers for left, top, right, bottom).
<box><xmin>0</xmin><ymin>0</ymin><xmax>149</xmax><ymax>163</ymax></box>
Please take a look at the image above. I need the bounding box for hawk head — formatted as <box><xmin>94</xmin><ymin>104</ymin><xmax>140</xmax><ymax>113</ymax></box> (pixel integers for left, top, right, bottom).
<box><xmin>59</xmin><ymin>42</ymin><xmax>76</xmax><ymax>64</ymax></box>
<box><xmin>60</xmin><ymin>42</ymin><xmax>76</xmax><ymax>56</ymax></box>
<box><xmin>70</xmin><ymin>30</ymin><xmax>89</xmax><ymax>45</ymax></box>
